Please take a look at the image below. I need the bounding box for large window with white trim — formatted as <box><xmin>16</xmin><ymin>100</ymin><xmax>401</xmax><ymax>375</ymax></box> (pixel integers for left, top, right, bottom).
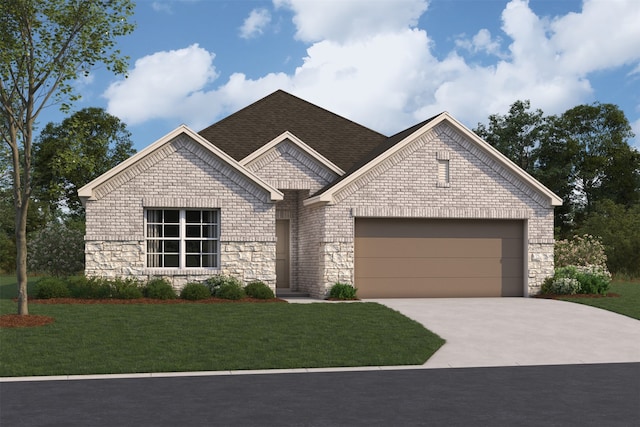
<box><xmin>146</xmin><ymin>209</ymin><xmax>219</xmax><ymax>268</ymax></box>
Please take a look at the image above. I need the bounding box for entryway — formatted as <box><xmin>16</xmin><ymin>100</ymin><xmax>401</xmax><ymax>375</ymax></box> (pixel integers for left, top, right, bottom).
<box><xmin>276</xmin><ymin>219</ymin><xmax>290</xmax><ymax>289</ymax></box>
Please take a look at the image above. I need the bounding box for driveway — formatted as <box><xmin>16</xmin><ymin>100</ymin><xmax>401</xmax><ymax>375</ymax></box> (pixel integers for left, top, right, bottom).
<box><xmin>367</xmin><ymin>298</ymin><xmax>640</xmax><ymax>368</ymax></box>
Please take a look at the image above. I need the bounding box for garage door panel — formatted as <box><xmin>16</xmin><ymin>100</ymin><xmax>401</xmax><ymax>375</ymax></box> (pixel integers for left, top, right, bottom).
<box><xmin>355</xmin><ymin>238</ymin><xmax>504</xmax><ymax>258</ymax></box>
<box><xmin>354</xmin><ymin>219</ymin><xmax>524</xmax><ymax>298</ymax></box>
<box><xmin>356</xmin><ymin>218</ymin><xmax>523</xmax><ymax>239</ymax></box>
<box><xmin>355</xmin><ymin>278</ymin><xmax>517</xmax><ymax>298</ymax></box>
<box><xmin>354</xmin><ymin>257</ymin><xmax>522</xmax><ymax>278</ymax></box>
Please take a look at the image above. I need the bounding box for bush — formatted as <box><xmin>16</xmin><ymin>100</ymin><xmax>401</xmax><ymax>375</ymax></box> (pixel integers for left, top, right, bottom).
<box><xmin>181</xmin><ymin>282</ymin><xmax>211</xmax><ymax>300</ymax></box>
<box><xmin>110</xmin><ymin>277</ymin><xmax>143</xmax><ymax>299</ymax></box>
<box><xmin>216</xmin><ymin>283</ymin><xmax>246</xmax><ymax>300</ymax></box>
<box><xmin>244</xmin><ymin>281</ymin><xmax>274</xmax><ymax>299</ymax></box>
<box><xmin>67</xmin><ymin>276</ymin><xmax>112</xmax><ymax>299</ymax></box>
<box><xmin>328</xmin><ymin>282</ymin><xmax>357</xmax><ymax>300</ymax></box>
<box><xmin>575</xmin><ymin>266</ymin><xmax>611</xmax><ymax>295</ymax></box>
<box><xmin>541</xmin><ymin>265</ymin><xmax>611</xmax><ymax>295</ymax></box>
<box><xmin>27</xmin><ymin>220</ymin><xmax>85</xmax><ymax>276</ymax></box>
<box><xmin>35</xmin><ymin>277</ymin><xmax>70</xmax><ymax>299</ymax></box>
<box><xmin>144</xmin><ymin>278</ymin><xmax>177</xmax><ymax>299</ymax></box>
<box><xmin>555</xmin><ymin>234</ymin><xmax>608</xmax><ymax>270</ymax></box>
<box><xmin>205</xmin><ymin>274</ymin><xmax>243</xmax><ymax>297</ymax></box>
<box><xmin>541</xmin><ymin>276</ymin><xmax>580</xmax><ymax>295</ymax></box>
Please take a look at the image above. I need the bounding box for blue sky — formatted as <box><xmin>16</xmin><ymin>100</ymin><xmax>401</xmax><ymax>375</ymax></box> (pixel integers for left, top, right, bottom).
<box><xmin>50</xmin><ymin>0</ymin><xmax>640</xmax><ymax>151</ymax></box>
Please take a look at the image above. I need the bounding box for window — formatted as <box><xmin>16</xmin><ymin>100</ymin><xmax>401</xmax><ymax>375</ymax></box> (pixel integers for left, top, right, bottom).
<box><xmin>437</xmin><ymin>159</ymin><xmax>450</xmax><ymax>185</ymax></box>
<box><xmin>146</xmin><ymin>209</ymin><xmax>219</xmax><ymax>268</ymax></box>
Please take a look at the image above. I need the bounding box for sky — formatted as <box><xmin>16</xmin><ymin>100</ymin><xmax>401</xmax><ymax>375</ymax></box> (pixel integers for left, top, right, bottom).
<box><xmin>47</xmin><ymin>0</ymin><xmax>640</xmax><ymax>151</ymax></box>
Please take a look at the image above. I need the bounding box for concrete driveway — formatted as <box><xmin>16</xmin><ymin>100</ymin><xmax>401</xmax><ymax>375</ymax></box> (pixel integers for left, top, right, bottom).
<box><xmin>367</xmin><ymin>298</ymin><xmax>640</xmax><ymax>368</ymax></box>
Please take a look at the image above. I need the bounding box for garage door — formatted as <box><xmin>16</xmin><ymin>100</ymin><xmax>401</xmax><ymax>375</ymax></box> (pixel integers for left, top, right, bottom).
<box><xmin>354</xmin><ymin>218</ymin><xmax>524</xmax><ymax>298</ymax></box>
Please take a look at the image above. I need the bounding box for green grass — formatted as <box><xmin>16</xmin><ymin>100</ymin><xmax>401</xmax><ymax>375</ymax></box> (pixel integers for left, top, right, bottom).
<box><xmin>559</xmin><ymin>280</ymin><xmax>640</xmax><ymax>320</ymax></box>
<box><xmin>0</xmin><ymin>274</ymin><xmax>42</xmax><ymax>300</ymax></box>
<box><xmin>0</xmin><ymin>297</ymin><xmax>444</xmax><ymax>377</ymax></box>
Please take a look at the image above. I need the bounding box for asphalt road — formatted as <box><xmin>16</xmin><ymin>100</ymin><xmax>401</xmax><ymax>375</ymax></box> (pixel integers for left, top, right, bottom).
<box><xmin>2</xmin><ymin>363</ymin><xmax>639</xmax><ymax>426</ymax></box>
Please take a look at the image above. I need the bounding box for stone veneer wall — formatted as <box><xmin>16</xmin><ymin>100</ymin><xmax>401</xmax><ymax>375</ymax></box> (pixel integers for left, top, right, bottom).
<box><xmin>313</xmin><ymin>122</ymin><xmax>556</xmax><ymax>297</ymax></box>
<box><xmin>84</xmin><ymin>135</ymin><xmax>278</xmax><ymax>291</ymax></box>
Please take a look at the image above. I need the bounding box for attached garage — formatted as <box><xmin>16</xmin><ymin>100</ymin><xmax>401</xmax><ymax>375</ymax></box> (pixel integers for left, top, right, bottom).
<box><xmin>354</xmin><ymin>218</ymin><xmax>525</xmax><ymax>298</ymax></box>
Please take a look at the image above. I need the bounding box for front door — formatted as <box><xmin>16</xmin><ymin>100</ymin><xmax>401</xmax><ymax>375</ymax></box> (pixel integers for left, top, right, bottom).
<box><xmin>276</xmin><ymin>219</ymin><xmax>290</xmax><ymax>288</ymax></box>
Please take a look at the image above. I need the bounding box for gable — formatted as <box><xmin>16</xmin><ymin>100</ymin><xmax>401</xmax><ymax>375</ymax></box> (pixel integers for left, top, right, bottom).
<box><xmin>78</xmin><ymin>125</ymin><xmax>283</xmax><ymax>204</ymax></box>
<box><xmin>241</xmin><ymin>132</ymin><xmax>341</xmax><ymax>191</ymax></box>
<box><xmin>306</xmin><ymin>113</ymin><xmax>562</xmax><ymax>208</ymax></box>
<box><xmin>198</xmin><ymin>90</ymin><xmax>387</xmax><ymax>172</ymax></box>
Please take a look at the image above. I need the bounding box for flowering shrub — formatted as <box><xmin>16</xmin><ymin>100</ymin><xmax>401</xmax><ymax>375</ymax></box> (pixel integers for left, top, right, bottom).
<box><xmin>204</xmin><ymin>274</ymin><xmax>243</xmax><ymax>297</ymax></box>
<box><xmin>541</xmin><ymin>265</ymin><xmax>611</xmax><ymax>295</ymax></box>
<box><xmin>554</xmin><ymin>234</ymin><xmax>608</xmax><ymax>270</ymax></box>
<box><xmin>541</xmin><ymin>277</ymin><xmax>580</xmax><ymax>295</ymax></box>
<box><xmin>28</xmin><ymin>221</ymin><xmax>85</xmax><ymax>276</ymax></box>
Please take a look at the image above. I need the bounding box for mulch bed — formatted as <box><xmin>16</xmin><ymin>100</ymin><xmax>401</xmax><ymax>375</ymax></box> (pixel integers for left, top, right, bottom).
<box><xmin>534</xmin><ymin>293</ymin><xmax>620</xmax><ymax>299</ymax></box>
<box><xmin>0</xmin><ymin>314</ymin><xmax>55</xmax><ymax>328</ymax></box>
<box><xmin>24</xmin><ymin>297</ymin><xmax>288</xmax><ymax>305</ymax></box>
<box><xmin>0</xmin><ymin>297</ymin><xmax>287</xmax><ymax>328</ymax></box>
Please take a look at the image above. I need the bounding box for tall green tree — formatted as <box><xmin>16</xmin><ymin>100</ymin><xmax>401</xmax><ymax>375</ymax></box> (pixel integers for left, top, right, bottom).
<box><xmin>534</xmin><ymin>115</ymin><xmax>580</xmax><ymax>237</ymax></box>
<box><xmin>33</xmin><ymin>107</ymin><xmax>135</xmax><ymax>218</ymax></box>
<box><xmin>557</xmin><ymin>103</ymin><xmax>636</xmax><ymax>215</ymax></box>
<box><xmin>578</xmin><ymin>200</ymin><xmax>640</xmax><ymax>277</ymax></box>
<box><xmin>0</xmin><ymin>0</ymin><xmax>135</xmax><ymax>315</ymax></box>
<box><xmin>473</xmin><ymin>100</ymin><xmax>544</xmax><ymax>175</ymax></box>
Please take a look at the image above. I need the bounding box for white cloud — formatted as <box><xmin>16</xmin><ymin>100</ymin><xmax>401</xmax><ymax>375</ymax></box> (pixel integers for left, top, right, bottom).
<box><xmin>239</xmin><ymin>8</ymin><xmax>272</xmax><ymax>39</ymax></box>
<box><xmin>104</xmin><ymin>44</ymin><xmax>218</xmax><ymax>125</ymax></box>
<box><xmin>273</xmin><ymin>0</ymin><xmax>428</xmax><ymax>43</ymax></box>
<box><xmin>455</xmin><ymin>29</ymin><xmax>505</xmax><ymax>57</ymax></box>
<box><xmin>105</xmin><ymin>0</ymin><xmax>640</xmax><ymax>139</ymax></box>
<box><xmin>151</xmin><ymin>1</ymin><xmax>173</xmax><ymax>14</ymax></box>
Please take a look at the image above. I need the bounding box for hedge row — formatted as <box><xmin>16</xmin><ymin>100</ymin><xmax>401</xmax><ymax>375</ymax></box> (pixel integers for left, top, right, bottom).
<box><xmin>34</xmin><ymin>275</ymin><xmax>276</xmax><ymax>301</ymax></box>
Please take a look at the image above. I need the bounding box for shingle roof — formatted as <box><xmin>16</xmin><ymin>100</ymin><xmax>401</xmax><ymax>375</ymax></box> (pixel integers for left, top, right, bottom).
<box><xmin>198</xmin><ymin>90</ymin><xmax>387</xmax><ymax>172</ymax></box>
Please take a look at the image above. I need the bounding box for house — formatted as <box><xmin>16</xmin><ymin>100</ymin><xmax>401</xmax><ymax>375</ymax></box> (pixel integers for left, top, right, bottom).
<box><xmin>79</xmin><ymin>90</ymin><xmax>562</xmax><ymax>298</ymax></box>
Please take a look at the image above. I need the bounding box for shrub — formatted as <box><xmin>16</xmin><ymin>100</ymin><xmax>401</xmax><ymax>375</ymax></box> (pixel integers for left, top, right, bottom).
<box><xmin>541</xmin><ymin>276</ymin><xmax>580</xmax><ymax>295</ymax></box>
<box><xmin>555</xmin><ymin>234</ymin><xmax>608</xmax><ymax>270</ymax></box>
<box><xmin>541</xmin><ymin>265</ymin><xmax>611</xmax><ymax>295</ymax></box>
<box><xmin>216</xmin><ymin>283</ymin><xmax>246</xmax><ymax>300</ymax></box>
<box><xmin>144</xmin><ymin>278</ymin><xmax>177</xmax><ymax>299</ymax></box>
<box><xmin>67</xmin><ymin>276</ymin><xmax>112</xmax><ymax>299</ymax></box>
<box><xmin>575</xmin><ymin>266</ymin><xmax>611</xmax><ymax>295</ymax></box>
<box><xmin>205</xmin><ymin>274</ymin><xmax>243</xmax><ymax>297</ymax></box>
<box><xmin>181</xmin><ymin>282</ymin><xmax>211</xmax><ymax>300</ymax></box>
<box><xmin>35</xmin><ymin>277</ymin><xmax>70</xmax><ymax>299</ymax></box>
<box><xmin>27</xmin><ymin>220</ymin><xmax>85</xmax><ymax>276</ymax></box>
<box><xmin>244</xmin><ymin>281</ymin><xmax>274</xmax><ymax>299</ymax></box>
<box><xmin>110</xmin><ymin>277</ymin><xmax>143</xmax><ymax>299</ymax></box>
<box><xmin>328</xmin><ymin>282</ymin><xmax>357</xmax><ymax>300</ymax></box>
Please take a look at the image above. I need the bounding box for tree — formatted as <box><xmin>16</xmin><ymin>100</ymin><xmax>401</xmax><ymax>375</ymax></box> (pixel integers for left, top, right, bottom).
<box><xmin>474</xmin><ymin>100</ymin><xmax>544</xmax><ymax>175</ymax></box>
<box><xmin>33</xmin><ymin>107</ymin><xmax>135</xmax><ymax>218</ymax></box>
<box><xmin>557</xmin><ymin>103</ymin><xmax>636</xmax><ymax>215</ymax></box>
<box><xmin>0</xmin><ymin>0</ymin><xmax>135</xmax><ymax>315</ymax></box>
<box><xmin>578</xmin><ymin>200</ymin><xmax>640</xmax><ymax>277</ymax></box>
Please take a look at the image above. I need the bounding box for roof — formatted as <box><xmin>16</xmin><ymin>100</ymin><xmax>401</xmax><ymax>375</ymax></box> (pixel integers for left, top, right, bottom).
<box><xmin>198</xmin><ymin>90</ymin><xmax>387</xmax><ymax>172</ymax></box>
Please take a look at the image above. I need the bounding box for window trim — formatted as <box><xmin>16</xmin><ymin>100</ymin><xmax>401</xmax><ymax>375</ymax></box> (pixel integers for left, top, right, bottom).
<box><xmin>144</xmin><ymin>208</ymin><xmax>220</xmax><ymax>269</ymax></box>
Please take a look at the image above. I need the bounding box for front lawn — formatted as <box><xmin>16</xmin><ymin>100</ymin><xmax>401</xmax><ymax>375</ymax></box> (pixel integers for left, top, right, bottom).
<box><xmin>0</xmin><ymin>297</ymin><xmax>444</xmax><ymax>377</ymax></box>
<box><xmin>558</xmin><ymin>280</ymin><xmax>640</xmax><ymax>320</ymax></box>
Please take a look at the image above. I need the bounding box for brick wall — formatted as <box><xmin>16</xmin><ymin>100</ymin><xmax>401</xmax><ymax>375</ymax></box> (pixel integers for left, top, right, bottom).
<box><xmin>84</xmin><ymin>134</ymin><xmax>277</xmax><ymax>290</ymax></box>
<box><xmin>315</xmin><ymin>122</ymin><xmax>555</xmax><ymax>296</ymax></box>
